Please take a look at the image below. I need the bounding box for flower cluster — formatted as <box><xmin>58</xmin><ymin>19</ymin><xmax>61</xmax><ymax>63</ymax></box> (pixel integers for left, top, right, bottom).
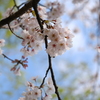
<box><xmin>20</xmin><ymin>1</ymin><xmax>73</xmax><ymax>57</ymax></box>
<box><xmin>18</xmin><ymin>77</ymin><xmax>55</xmax><ymax>100</ymax></box>
<box><xmin>96</xmin><ymin>46</ymin><xmax>100</xmax><ymax>53</ymax></box>
<box><xmin>20</xmin><ymin>29</ymin><xmax>44</xmax><ymax>57</ymax></box>
<box><xmin>44</xmin><ymin>20</ymin><xmax>74</xmax><ymax>57</ymax></box>
<box><xmin>0</xmin><ymin>39</ymin><xmax>5</xmax><ymax>55</ymax></box>
<box><xmin>19</xmin><ymin>19</ymin><xmax>74</xmax><ymax>57</ymax></box>
<box><xmin>10</xmin><ymin>56</ymin><xmax>28</xmax><ymax>76</ymax></box>
<box><xmin>46</xmin><ymin>1</ymin><xmax>65</xmax><ymax>20</ymax></box>
<box><xmin>2</xmin><ymin>1</ymin><xmax>74</xmax><ymax>58</ymax></box>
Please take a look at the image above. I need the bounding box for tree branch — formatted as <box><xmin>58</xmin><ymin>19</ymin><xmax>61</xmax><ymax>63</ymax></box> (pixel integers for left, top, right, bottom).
<box><xmin>32</xmin><ymin>1</ymin><xmax>61</xmax><ymax>98</ymax></box>
<box><xmin>0</xmin><ymin>0</ymin><xmax>39</xmax><ymax>28</ymax></box>
<box><xmin>48</xmin><ymin>54</ymin><xmax>61</xmax><ymax>100</ymax></box>
<box><xmin>32</xmin><ymin>0</ymin><xmax>43</xmax><ymax>32</ymax></box>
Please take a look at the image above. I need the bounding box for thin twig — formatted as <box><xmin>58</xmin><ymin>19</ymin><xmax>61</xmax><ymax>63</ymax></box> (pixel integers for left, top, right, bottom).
<box><xmin>1</xmin><ymin>23</ymin><xmax>22</xmax><ymax>29</ymax></box>
<box><xmin>39</xmin><ymin>66</ymin><xmax>50</xmax><ymax>88</ymax></box>
<box><xmin>2</xmin><ymin>54</ymin><xmax>14</xmax><ymax>62</ymax></box>
<box><xmin>8</xmin><ymin>24</ymin><xmax>23</xmax><ymax>39</ymax></box>
<box><xmin>13</xmin><ymin>0</ymin><xmax>19</xmax><ymax>10</ymax></box>
<box><xmin>48</xmin><ymin>54</ymin><xmax>61</xmax><ymax>100</ymax></box>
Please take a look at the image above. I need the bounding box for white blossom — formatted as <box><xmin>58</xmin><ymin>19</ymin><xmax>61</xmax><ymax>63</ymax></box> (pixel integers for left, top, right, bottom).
<box><xmin>0</xmin><ymin>39</ymin><xmax>5</xmax><ymax>55</ymax></box>
<box><xmin>97</xmin><ymin>46</ymin><xmax>100</xmax><ymax>53</ymax></box>
<box><xmin>46</xmin><ymin>1</ymin><xmax>65</xmax><ymax>20</ymax></box>
<box><xmin>46</xmin><ymin>41</ymin><xmax>58</xmax><ymax>57</ymax></box>
<box><xmin>43</xmin><ymin>95</ymin><xmax>52</xmax><ymax>100</ymax></box>
<box><xmin>32</xmin><ymin>87</ymin><xmax>41</xmax><ymax>99</ymax></box>
<box><xmin>0</xmin><ymin>48</ymin><xmax>3</xmax><ymax>55</ymax></box>
<box><xmin>38</xmin><ymin>6</ymin><xmax>47</xmax><ymax>19</ymax></box>
<box><xmin>57</xmin><ymin>40</ymin><xmax>68</xmax><ymax>55</ymax></box>
<box><xmin>46</xmin><ymin>78</ymin><xmax>55</xmax><ymax>95</ymax></box>
<box><xmin>0</xmin><ymin>39</ymin><xmax>5</xmax><ymax>47</ymax></box>
<box><xmin>26</xmin><ymin>81</ymin><xmax>34</xmax><ymax>90</ymax></box>
<box><xmin>46</xmin><ymin>85</ymin><xmax>55</xmax><ymax>95</ymax></box>
<box><xmin>21</xmin><ymin>30</ymin><xmax>31</xmax><ymax>46</ymax></box>
<box><xmin>20</xmin><ymin>48</ymin><xmax>37</xmax><ymax>57</ymax></box>
<box><xmin>14</xmin><ymin>67</ymin><xmax>21</xmax><ymax>76</ymax></box>
<box><xmin>23</xmin><ymin>91</ymin><xmax>33</xmax><ymax>100</ymax></box>
<box><xmin>2</xmin><ymin>8</ymin><xmax>13</xmax><ymax>18</ymax></box>
<box><xmin>31</xmin><ymin>76</ymin><xmax>38</xmax><ymax>81</ymax></box>
<box><xmin>47</xmin><ymin>78</ymin><xmax>54</xmax><ymax>86</ymax></box>
<box><xmin>47</xmin><ymin>29</ymin><xmax>60</xmax><ymax>41</ymax></box>
<box><xmin>18</xmin><ymin>97</ymin><xmax>25</xmax><ymax>100</ymax></box>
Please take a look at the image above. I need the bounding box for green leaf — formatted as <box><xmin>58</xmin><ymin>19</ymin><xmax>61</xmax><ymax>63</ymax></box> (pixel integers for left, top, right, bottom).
<box><xmin>85</xmin><ymin>89</ymin><xmax>91</xmax><ymax>96</ymax></box>
<box><xmin>4</xmin><ymin>91</ymin><xmax>13</xmax><ymax>96</ymax></box>
<box><xmin>0</xmin><ymin>12</ymin><xmax>2</xmax><ymax>19</ymax></box>
<box><xmin>5</xmin><ymin>30</ymin><xmax>12</xmax><ymax>38</ymax></box>
<box><xmin>97</xmin><ymin>98</ymin><xmax>100</xmax><ymax>100</ymax></box>
<box><xmin>6</xmin><ymin>0</ymin><xmax>14</xmax><ymax>9</ymax></box>
<box><xmin>59</xmin><ymin>88</ymin><xmax>64</xmax><ymax>93</ymax></box>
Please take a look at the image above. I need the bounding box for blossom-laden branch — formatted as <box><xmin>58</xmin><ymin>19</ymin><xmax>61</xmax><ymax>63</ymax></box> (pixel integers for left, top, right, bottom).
<box><xmin>2</xmin><ymin>53</ymin><xmax>28</xmax><ymax>76</ymax></box>
<box><xmin>31</xmin><ymin>1</ymin><xmax>62</xmax><ymax>99</ymax></box>
<box><xmin>32</xmin><ymin>0</ymin><xmax>43</xmax><ymax>32</ymax></box>
<box><xmin>0</xmin><ymin>0</ymin><xmax>74</xmax><ymax>100</ymax></box>
<box><xmin>0</xmin><ymin>0</ymin><xmax>39</xmax><ymax>28</ymax></box>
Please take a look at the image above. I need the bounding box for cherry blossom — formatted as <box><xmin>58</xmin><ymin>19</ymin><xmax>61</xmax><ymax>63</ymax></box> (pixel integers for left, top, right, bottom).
<box><xmin>19</xmin><ymin>86</ymin><xmax>41</xmax><ymax>100</ymax></box>
<box><xmin>18</xmin><ymin>77</ymin><xmax>55</xmax><ymax>100</ymax></box>
<box><xmin>14</xmin><ymin>67</ymin><xmax>21</xmax><ymax>76</ymax></box>
<box><xmin>0</xmin><ymin>39</ymin><xmax>5</xmax><ymax>47</ymax></box>
<box><xmin>10</xmin><ymin>65</ymin><xmax>21</xmax><ymax>76</ymax></box>
<box><xmin>43</xmin><ymin>95</ymin><xmax>52</xmax><ymax>100</ymax></box>
<box><xmin>2</xmin><ymin>7</ymin><xmax>14</xmax><ymax>18</ymax></box>
<box><xmin>97</xmin><ymin>46</ymin><xmax>100</xmax><ymax>53</ymax></box>
<box><xmin>46</xmin><ymin>1</ymin><xmax>65</xmax><ymax>20</ymax></box>
<box><xmin>0</xmin><ymin>48</ymin><xmax>3</xmax><ymax>55</ymax></box>
<box><xmin>18</xmin><ymin>97</ymin><xmax>25</xmax><ymax>100</ymax></box>
<box><xmin>38</xmin><ymin>6</ymin><xmax>47</xmax><ymax>19</ymax></box>
<box><xmin>45</xmin><ymin>26</ymin><xmax>74</xmax><ymax>57</ymax></box>
<box><xmin>21</xmin><ymin>87</ymin><xmax>41</xmax><ymax>100</ymax></box>
<box><xmin>26</xmin><ymin>81</ymin><xmax>34</xmax><ymax>90</ymax></box>
<box><xmin>46</xmin><ymin>78</ymin><xmax>55</xmax><ymax>95</ymax></box>
<box><xmin>32</xmin><ymin>87</ymin><xmax>41</xmax><ymax>99</ymax></box>
<box><xmin>0</xmin><ymin>39</ymin><xmax>5</xmax><ymax>55</ymax></box>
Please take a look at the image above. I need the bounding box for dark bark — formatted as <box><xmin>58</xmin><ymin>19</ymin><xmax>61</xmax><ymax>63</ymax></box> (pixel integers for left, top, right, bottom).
<box><xmin>0</xmin><ymin>0</ymin><xmax>39</xmax><ymax>28</ymax></box>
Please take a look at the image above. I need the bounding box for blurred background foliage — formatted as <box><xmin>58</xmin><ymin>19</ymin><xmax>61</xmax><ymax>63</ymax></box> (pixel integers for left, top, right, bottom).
<box><xmin>0</xmin><ymin>0</ymin><xmax>100</xmax><ymax>100</ymax></box>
